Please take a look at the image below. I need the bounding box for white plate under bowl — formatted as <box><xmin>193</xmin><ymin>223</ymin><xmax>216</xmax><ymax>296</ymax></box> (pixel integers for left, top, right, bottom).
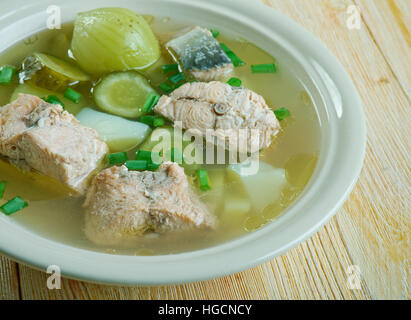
<box><xmin>0</xmin><ymin>0</ymin><xmax>366</xmax><ymax>285</ymax></box>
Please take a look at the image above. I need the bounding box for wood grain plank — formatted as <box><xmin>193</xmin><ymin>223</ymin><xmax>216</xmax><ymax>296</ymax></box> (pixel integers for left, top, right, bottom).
<box><xmin>262</xmin><ymin>0</ymin><xmax>410</xmax><ymax>299</ymax></box>
<box><xmin>0</xmin><ymin>255</ymin><xmax>20</xmax><ymax>300</ymax></box>
<box><xmin>6</xmin><ymin>0</ymin><xmax>410</xmax><ymax>300</ymax></box>
<box><xmin>354</xmin><ymin>0</ymin><xmax>411</xmax><ymax>101</ymax></box>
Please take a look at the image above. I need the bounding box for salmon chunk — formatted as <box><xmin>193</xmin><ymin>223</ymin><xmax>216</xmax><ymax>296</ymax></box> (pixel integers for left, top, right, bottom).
<box><xmin>166</xmin><ymin>27</ymin><xmax>234</xmax><ymax>81</ymax></box>
<box><xmin>0</xmin><ymin>94</ymin><xmax>108</xmax><ymax>194</ymax></box>
<box><xmin>83</xmin><ymin>162</ymin><xmax>216</xmax><ymax>246</ymax></box>
<box><xmin>154</xmin><ymin>81</ymin><xmax>281</xmax><ymax>152</ymax></box>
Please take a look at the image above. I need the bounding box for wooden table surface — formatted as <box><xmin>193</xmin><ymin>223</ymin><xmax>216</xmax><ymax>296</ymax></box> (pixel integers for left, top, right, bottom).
<box><xmin>0</xmin><ymin>0</ymin><xmax>410</xmax><ymax>300</ymax></box>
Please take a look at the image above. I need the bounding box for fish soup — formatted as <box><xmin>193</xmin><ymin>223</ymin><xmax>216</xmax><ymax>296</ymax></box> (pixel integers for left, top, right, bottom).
<box><xmin>0</xmin><ymin>8</ymin><xmax>320</xmax><ymax>255</ymax></box>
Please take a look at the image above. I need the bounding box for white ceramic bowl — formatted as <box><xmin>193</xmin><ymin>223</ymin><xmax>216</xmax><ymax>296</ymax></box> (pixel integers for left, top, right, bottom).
<box><xmin>0</xmin><ymin>0</ymin><xmax>366</xmax><ymax>285</ymax></box>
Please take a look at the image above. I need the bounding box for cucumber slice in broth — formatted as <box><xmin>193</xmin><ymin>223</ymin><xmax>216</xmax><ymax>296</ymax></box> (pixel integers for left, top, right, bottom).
<box><xmin>34</xmin><ymin>53</ymin><xmax>90</xmax><ymax>82</ymax></box>
<box><xmin>94</xmin><ymin>71</ymin><xmax>156</xmax><ymax>118</ymax></box>
<box><xmin>20</xmin><ymin>53</ymin><xmax>90</xmax><ymax>92</ymax></box>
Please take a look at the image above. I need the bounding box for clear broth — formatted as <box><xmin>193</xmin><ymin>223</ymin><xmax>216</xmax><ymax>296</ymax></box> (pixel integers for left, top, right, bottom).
<box><xmin>0</xmin><ymin>16</ymin><xmax>320</xmax><ymax>255</ymax></box>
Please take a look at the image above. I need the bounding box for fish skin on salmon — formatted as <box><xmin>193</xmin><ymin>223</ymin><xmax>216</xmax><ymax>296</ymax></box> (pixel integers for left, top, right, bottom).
<box><xmin>166</xmin><ymin>26</ymin><xmax>234</xmax><ymax>81</ymax></box>
<box><xmin>0</xmin><ymin>94</ymin><xmax>108</xmax><ymax>194</ymax></box>
<box><xmin>83</xmin><ymin>162</ymin><xmax>216</xmax><ymax>246</ymax></box>
<box><xmin>154</xmin><ymin>81</ymin><xmax>281</xmax><ymax>153</ymax></box>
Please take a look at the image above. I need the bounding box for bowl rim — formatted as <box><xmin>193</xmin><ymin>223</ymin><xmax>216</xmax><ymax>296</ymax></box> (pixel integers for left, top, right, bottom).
<box><xmin>0</xmin><ymin>0</ymin><xmax>366</xmax><ymax>285</ymax></box>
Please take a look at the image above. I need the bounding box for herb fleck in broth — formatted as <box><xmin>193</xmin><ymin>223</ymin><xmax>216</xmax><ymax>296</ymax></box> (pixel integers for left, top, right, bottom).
<box><xmin>0</xmin><ymin>16</ymin><xmax>320</xmax><ymax>255</ymax></box>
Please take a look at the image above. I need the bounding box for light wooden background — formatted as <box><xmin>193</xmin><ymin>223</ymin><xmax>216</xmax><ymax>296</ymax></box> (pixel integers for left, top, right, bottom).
<box><xmin>0</xmin><ymin>0</ymin><xmax>410</xmax><ymax>300</ymax></box>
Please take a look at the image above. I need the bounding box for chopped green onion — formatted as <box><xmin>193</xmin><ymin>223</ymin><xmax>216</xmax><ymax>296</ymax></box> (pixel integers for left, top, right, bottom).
<box><xmin>0</xmin><ymin>181</ymin><xmax>6</xmax><ymax>199</ymax></box>
<box><xmin>108</xmin><ymin>152</ymin><xmax>128</xmax><ymax>165</ymax></box>
<box><xmin>170</xmin><ymin>148</ymin><xmax>184</xmax><ymax>164</ymax></box>
<box><xmin>135</xmin><ymin>150</ymin><xmax>151</xmax><ymax>161</ymax></box>
<box><xmin>141</xmin><ymin>92</ymin><xmax>161</xmax><ymax>113</ymax></box>
<box><xmin>140</xmin><ymin>115</ymin><xmax>155</xmax><ymax>126</ymax></box>
<box><xmin>45</xmin><ymin>95</ymin><xmax>65</xmax><ymax>107</ymax></box>
<box><xmin>161</xmin><ymin>63</ymin><xmax>179</xmax><ymax>73</ymax></box>
<box><xmin>140</xmin><ymin>115</ymin><xmax>166</xmax><ymax>127</ymax></box>
<box><xmin>219</xmin><ymin>43</ymin><xmax>230</xmax><ymax>53</ymax></box>
<box><xmin>153</xmin><ymin>117</ymin><xmax>165</xmax><ymax>127</ymax></box>
<box><xmin>274</xmin><ymin>107</ymin><xmax>291</xmax><ymax>121</ymax></box>
<box><xmin>168</xmin><ymin>72</ymin><xmax>186</xmax><ymax>84</ymax></box>
<box><xmin>152</xmin><ymin>95</ymin><xmax>161</xmax><ymax>108</ymax></box>
<box><xmin>63</xmin><ymin>88</ymin><xmax>82</xmax><ymax>103</ymax></box>
<box><xmin>0</xmin><ymin>196</ymin><xmax>28</xmax><ymax>215</ymax></box>
<box><xmin>227</xmin><ymin>52</ymin><xmax>245</xmax><ymax>67</ymax></box>
<box><xmin>196</xmin><ymin>169</ymin><xmax>211</xmax><ymax>191</ymax></box>
<box><xmin>227</xmin><ymin>77</ymin><xmax>242</xmax><ymax>87</ymax></box>
<box><xmin>159</xmin><ymin>82</ymin><xmax>173</xmax><ymax>94</ymax></box>
<box><xmin>136</xmin><ymin>150</ymin><xmax>156</xmax><ymax>161</ymax></box>
<box><xmin>141</xmin><ymin>92</ymin><xmax>156</xmax><ymax>113</ymax></box>
<box><xmin>220</xmin><ymin>44</ymin><xmax>245</xmax><ymax>67</ymax></box>
<box><xmin>210</xmin><ymin>29</ymin><xmax>220</xmax><ymax>38</ymax></box>
<box><xmin>251</xmin><ymin>63</ymin><xmax>277</xmax><ymax>73</ymax></box>
<box><xmin>125</xmin><ymin>160</ymin><xmax>148</xmax><ymax>171</ymax></box>
<box><xmin>147</xmin><ymin>162</ymin><xmax>161</xmax><ymax>171</ymax></box>
<box><xmin>135</xmin><ymin>150</ymin><xmax>161</xmax><ymax>170</ymax></box>
<box><xmin>0</xmin><ymin>66</ymin><xmax>16</xmax><ymax>85</ymax></box>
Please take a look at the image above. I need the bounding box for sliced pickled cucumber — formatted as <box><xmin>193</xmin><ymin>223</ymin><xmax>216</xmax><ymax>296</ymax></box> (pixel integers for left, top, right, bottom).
<box><xmin>10</xmin><ymin>83</ymin><xmax>87</xmax><ymax>115</ymax></box>
<box><xmin>94</xmin><ymin>71</ymin><xmax>156</xmax><ymax>118</ymax></box>
<box><xmin>20</xmin><ymin>52</ymin><xmax>90</xmax><ymax>92</ymax></box>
